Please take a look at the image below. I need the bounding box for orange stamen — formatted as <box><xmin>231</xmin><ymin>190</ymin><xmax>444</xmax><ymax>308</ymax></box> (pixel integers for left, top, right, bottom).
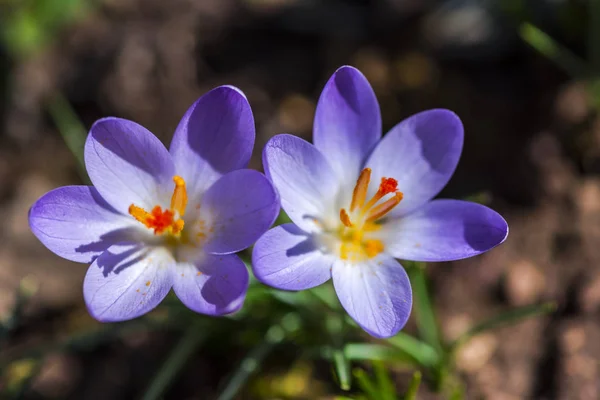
<box><xmin>129</xmin><ymin>205</ymin><xmax>153</xmax><ymax>227</ymax></box>
<box><xmin>128</xmin><ymin>176</ymin><xmax>188</xmax><ymax>235</ymax></box>
<box><xmin>362</xmin><ymin>177</ymin><xmax>399</xmax><ymax>213</ymax></box>
<box><xmin>350</xmin><ymin>168</ymin><xmax>371</xmax><ymax>212</ymax></box>
<box><xmin>340</xmin><ymin>208</ymin><xmax>353</xmax><ymax>227</ymax></box>
<box><xmin>365</xmin><ymin>192</ymin><xmax>404</xmax><ymax>222</ymax></box>
<box><xmin>337</xmin><ymin>171</ymin><xmax>402</xmax><ymax>261</ymax></box>
<box><xmin>171</xmin><ymin>176</ymin><xmax>188</xmax><ymax>216</ymax></box>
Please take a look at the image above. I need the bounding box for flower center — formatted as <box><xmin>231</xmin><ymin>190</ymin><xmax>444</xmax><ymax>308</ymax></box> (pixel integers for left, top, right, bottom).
<box><xmin>337</xmin><ymin>168</ymin><xmax>403</xmax><ymax>262</ymax></box>
<box><xmin>129</xmin><ymin>176</ymin><xmax>188</xmax><ymax>236</ymax></box>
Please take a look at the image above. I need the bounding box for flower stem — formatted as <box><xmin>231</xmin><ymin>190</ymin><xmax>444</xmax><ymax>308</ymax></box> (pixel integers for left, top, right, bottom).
<box><xmin>449</xmin><ymin>302</ymin><xmax>556</xmax><ymax>352</ymax></box>
<box><xmin>46</xmin><ymin>92</ymin><xmax>90</xmax><ymax>183</ymax></box>
<box><xmin>142</xmin><ymin>324</ymin><xmax>205</xmax><ymax>400</ymax></box>
<box><xmin>216</xmin><ymin>322</ymin><xmax>286</xmax><ymax>400</ymax></box>
<box><xmin>406</xmin><ymin>262</ymin><xmax>444</xmax><ymax>355</ymax></box>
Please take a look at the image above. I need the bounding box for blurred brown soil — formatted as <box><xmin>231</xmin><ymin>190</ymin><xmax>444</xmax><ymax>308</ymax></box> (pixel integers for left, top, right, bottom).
<box><xmin>1</xmin><ymin>0</ymin><xmax>600</xmax><ymax>398</ymax></box>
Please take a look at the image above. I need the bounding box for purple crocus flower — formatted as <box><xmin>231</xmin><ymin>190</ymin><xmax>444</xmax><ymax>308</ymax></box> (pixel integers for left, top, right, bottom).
<box><xmin>252</xmin><ymin>66</ymin><xmax>508</xmax><ymax>338</ymax></box>
<box><xmin>29</xmin><ymin>86</ymin><xmax>280</xmax><ymax>322</ymax></box>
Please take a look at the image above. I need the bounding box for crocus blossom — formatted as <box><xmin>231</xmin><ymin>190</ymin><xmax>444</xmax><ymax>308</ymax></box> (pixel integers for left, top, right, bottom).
<box><xmin>29</xmin><ymin>86</ymin><xmax>280</xmax><ymax>322</ymax></box>
<box><xmin>252</xmin><ymin>66</ymin><xmax>508</xmax><ymax>338</ymax></box>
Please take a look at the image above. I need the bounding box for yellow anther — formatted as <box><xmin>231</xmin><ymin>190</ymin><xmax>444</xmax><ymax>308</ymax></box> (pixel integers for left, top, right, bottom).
<box><xmin>350</xmin><ymin>168</ymin><xmax>371</xmax><ymax>212</ymax></box>
<box><xmin>129</xmin><ymin>205</ymin><xmax>153</xmax><ymax>228</ymax></box>
<box><xmin>366</xmin><ymin>192</ymin><xmax>404</xmax><ymax>222</ymax></box>
<box><xmin>171</xmin><ymin>175</ymin><xmax>188</xmax><ymax>216</ymax></box>
<box><xmin>340</xmin><ymin>208</ymin><xmax>353</xmax><ymax>228</ymax></box>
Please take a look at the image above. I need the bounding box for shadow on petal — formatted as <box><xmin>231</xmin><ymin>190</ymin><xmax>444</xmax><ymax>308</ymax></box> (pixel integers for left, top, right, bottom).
<box><xmin>463</xmin><ymin>215</ymin><xmax>508</xmax><ymax>252</ymax></box>
<box><xmin>200</xmin><ymin>274</ymin><xmax>245</xmax><ymax>314</ymax></box>
<box><xmin>95</xmin><ymin>244</ymin><xmax>149</xmax><ymax>277</ymax></box>
<box><xmin>75</xmin><ymin>227</ymin><xmax>144</xmax><ymax>260</ymax></box>
<box><xmin>283</xmin><ymin>225</ymin><xmax>318</xmax><ymax>257</ymax></box>
<box><xmin>194</xmin><ymin>255</ymin><xmax>248</xmax><ymax>315</ymax></box>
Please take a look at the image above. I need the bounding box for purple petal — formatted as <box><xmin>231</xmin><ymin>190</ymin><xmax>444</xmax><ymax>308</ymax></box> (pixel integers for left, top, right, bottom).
<box><xmin>199</xmin><ymin>169</ymin><xmax>279</xmax><ymax>254</ymax></box>
<box><xmin>84</xmin><ymin>118</ymin><xmax>175</xmax><ymax>215</ymax></box>
<box><xmin>172</xmin><ymin>254</ymin><xmax>248</xmax><ymax>315</ymax></box>
<box><xmin>252</xmin><ymin>224</ymin><xmax>334</xmax><ymax>290</ymax></box>
<box><xmin>380</xmin><ymin>199</ymin><xmax>508</xmax><ymax>262</ymax></box>
<box><xmin>313</xmin><ymin>66</ymin><xmax>381</xmax><ymax>186</ymax></box>
<box><xmin>263</xmin><ymin>134</ymin><xmax>340</xmax><ymax>233</ymax></box>
<box><xmin>83</xmin><ymin>244</ymin><xmax>174</xmax><ymax>322</ymax></box>
<box><xmin>332</xmin><ymin>255</ymin><xmax>412</xmax><ymax>338</ymax></box>
<box><xmin>365</xmin><ymin>109</ymin><xmax>464</xmax><ymax>216</ymax></box>
<box><xmin>170</xmin><ymin>86</ymin><xmax>254</xmax><ymax>200</ymax></box>
<box><xmin>29</xmin><ymin>186</ymin><xmax>138</xmax><ymax>263</ymax></box>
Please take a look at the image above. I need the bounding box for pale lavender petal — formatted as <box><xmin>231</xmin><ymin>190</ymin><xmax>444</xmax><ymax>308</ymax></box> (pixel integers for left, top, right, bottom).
<box><xmin>252</xmin><ymin>224</ymin><xmax>334</xmax><ymax>290</ymax></box>
<box><xmin>313</xmin><ymin>66</ymin><xmax>381</xmax><ymax>186</ymax></box>
<box><xmin>170</xmin><ymin>86</ymin><xmax>254</xmax><ymax>200</ymax></box>
<box><xmin>83</xmin><ymin>244</ymin><xmax>174</xmax><ymax>322</ymax></box>
<box><xmin>84</xmin><ymin>118</ymin><xmax>175</xmax><ymax>215</ymax></box>
<box><xmin>263</xmin><ymin>134</ymin><xmax>340</xmax><ymax>233</ymax></box>
<box><xmin>172</xmin><ymin>254</ymin><xmax>248</xmax><ymax>315</ymax></box>
<box><xmin>199</xmin><ymin>169</ymin><xmax>279</xmax><ymax>254</ymax></box>
<box><xmin>380</xmin><ymin>199</ymin><xmax>508</xmax><ymax>262</ymax></box>
<box><xmin>365</xmin><ymin>109</ymin><xmax>463</xmax><ymax>216</ymax></box>
<box><xmin>332</xmin><ymin>255</ymin><xmax>412</xmax><ymax>338</ymax></box>
<box><xmin>29</xmin><ymin>186</ymin><xmax>138</xmax><ymax>263</ymax></box>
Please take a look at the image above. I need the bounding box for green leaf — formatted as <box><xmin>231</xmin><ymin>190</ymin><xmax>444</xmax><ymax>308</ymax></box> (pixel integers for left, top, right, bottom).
<box><xmin>450</xmin><ymin>302</ymin><xmax>556</xmax><ymax>351</ymax></box>
<box><xmin>216</xmin><ymin>318</ymin><xmax>293</xmax><ymax>400</ymax></box>
<box><xmin>327</xmin><ymin>309</ymin><xmax>351</xmax><ymax>390</ymax></box>
<box><xmin>519</xmin><ymin>22</ymin><xmax>588</xmax><ymax>78</ymax></box>
<box><xmin>333</xmin><ymin>349</ymin><xmax>351</xmax><ymax>391</ymax></box>
<box><xmin>343</xmin><ymin>343</ymin><xmax>416</xmax><ymax>366</ymax></box>
<box><xmin>462</xmin><ymin>191</ymin><xmax>491</xmax><ymax>205</ymax></box>
<box><xmin>353</xmin><ymin>368</ymin><xmax>379</xmax><ymax>400</ymax></box>
<box><xmin>373</xmin><ymin>361</ymin><xmax>396</xmax><ymax>400</ymax></box>
<box><xmin>274</xmin><ymin>209</ymin><xmax>292</xmax><ymax>226</ymax></box>
<box><xmin>142</xmin><ymin>324</ymin><xmax>206</xmax><ymax>400</ymax></box>
<box><xmin>405</xmin><ymin>262</ymin><xmax>444</xmax><ymax>354</ymax></box>
<box><xmin>386</xmin><ymin>333</ymin><xmax>440</xmax><ymax>368</ymax></box>
<box><xmin>47</xmin><ymin>92</ymin><xmax>89</xmax><ymax>182</ymax></box>
<box><xmin>404</xmin><ymin>371</ymin><xmax>421</xmax><ymax>400</ymax></box>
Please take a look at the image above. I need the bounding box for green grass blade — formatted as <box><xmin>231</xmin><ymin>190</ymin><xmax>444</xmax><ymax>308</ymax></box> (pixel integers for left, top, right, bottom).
<box><xmin>450</xmin><ymin>302</ymin><xmax>556</xmax><ymax>351</ymax></box>
<box><xmin>405</xmin><ymin>262</ymin><xmax>443</xmax><ymax>354</ymax></box>
<box><xmin>519</xmin><ymin>22</ymin><xmax>588</xmax><ymax>78</ymax></box>
<box><xmin>333</xmin><ymin>349</ymin><xmax>351</xmax><ymax>391</ymax></box>
<box><xmin>353</xmin><ymin>368</ymin><xmax>379</xmax><ymax>400</ymax></box>
<box><xmin>216</xmin><ymin>323</ymin><xmax>287</xmax><ymax>400</ymax></box>
<box><xmin>404</xmin><ymin>371</ymin><xmax>421</xmax><ymax>400</ymax></box>
<box><xmin>327</xmin><ymin>309</ymin><xmax>351</xmax><ymax>390</ymax></box>
<box><xmin>373</xmin><ymin>361</ymin><xmax>396</xmax><ymax>400</ymax></box>
<box><xmin>343</xmin><ymin>343</ymin><xmax>416</xmax><ymax>366</ymax></box>
<box><xmin>142</xmin><ymin>324</ymin><xmax>206</xmax><ymax>400</ymax></box>
<box><xmin>386</xmin><ymin>333</ymin><xmax>440</xmax><ymax>368</ymax></box>
<box><xmin>46</xmin><ymin>92</ymin><xmax>89</xmax><ymax>182</ymax></box>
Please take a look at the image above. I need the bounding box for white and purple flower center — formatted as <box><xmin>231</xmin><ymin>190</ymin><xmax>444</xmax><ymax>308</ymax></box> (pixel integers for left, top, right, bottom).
<box><xmin>327</xmin><ymin>167</ymin><xmax>403</xmax><ymax>263</ymax></box>
<box><xmin>127</xmin><ymin>176</ymin><xmax>209</xmax><ymax>249</ymax></box>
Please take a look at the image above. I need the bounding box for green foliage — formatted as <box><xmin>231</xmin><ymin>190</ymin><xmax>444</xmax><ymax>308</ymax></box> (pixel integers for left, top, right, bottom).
<box><xmin>0</xmin><ymin>0</ymin><xmax>93</xmax><ymax>58</ymax></box>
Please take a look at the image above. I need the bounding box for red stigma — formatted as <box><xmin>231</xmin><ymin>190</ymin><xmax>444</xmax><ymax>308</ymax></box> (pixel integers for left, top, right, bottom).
<box><xmin>379</xmin><ymin>178</ymin><xmax>398</xmax><ymax>195</ymax></box>
<box><xmin>147</xmin><ymin>206</ymin><xmax>175</xmax><ymax>234</ymax></box>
